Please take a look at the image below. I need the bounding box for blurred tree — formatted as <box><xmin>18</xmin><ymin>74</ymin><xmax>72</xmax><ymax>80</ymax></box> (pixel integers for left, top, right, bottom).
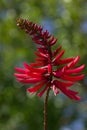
<box><xmin>0</xmin><ymin>0</ymin><xmax>87</xmax><ymax>130</ymax></box>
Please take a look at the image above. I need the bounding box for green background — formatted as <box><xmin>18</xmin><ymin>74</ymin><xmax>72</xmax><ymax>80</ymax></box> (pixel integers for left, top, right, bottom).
<box><xmin>0</xmin><ymin>0</ymin><xmax>87</xmax><ymax>130</ymax></box>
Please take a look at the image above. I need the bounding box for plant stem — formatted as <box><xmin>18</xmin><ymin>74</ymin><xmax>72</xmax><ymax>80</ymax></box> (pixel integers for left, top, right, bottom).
<box><xmin>44</xmin><ymin>87</ymin><xmax>50</xmax><ymax>130</ymax></box>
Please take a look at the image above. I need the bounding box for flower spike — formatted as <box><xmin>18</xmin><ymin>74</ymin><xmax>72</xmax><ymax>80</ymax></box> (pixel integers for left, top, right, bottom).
<box><xmin>14</xmin><ymin>18</ymin><xmax>85</xmax><ymax>100</ymax></box>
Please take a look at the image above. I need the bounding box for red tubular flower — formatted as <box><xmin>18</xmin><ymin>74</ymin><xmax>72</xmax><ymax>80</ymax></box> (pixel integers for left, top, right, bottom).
<box><xmin>14</xmin><ymin>19</ymin><xmax>85</xmax><ymax>100</ymax></box>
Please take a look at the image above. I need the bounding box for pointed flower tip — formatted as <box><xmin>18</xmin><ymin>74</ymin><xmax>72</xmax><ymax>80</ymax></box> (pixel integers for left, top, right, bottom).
<box><xmin>14</xmin><ymin>67</ymin><xmax>20</xmax><ymax>71</ymax></box>
<box><xmin>83</xmin><ymin>64</ymin><xmax>86</xmax><ymax>69</ymax></box>
<box><xmin>76</xmin><ymin>96</ymin><xmax>81</xmax><ymax>101</ymax></box>
<box><xmin>14</xmin><ymin>73</ymin><xmax>17</xmax><ymax>76</ymax></box>
<box><xmin>16</xmin><ymin>18</ymin><xmax>23</xmax><ymax>26</ymax></box>
<box><xmin>27</xmin><ymin>88</ymin><xmax>32</xmax><ymax>92</ymax></box>
<box><xmin>72</xmin><ymin>95</ymin><xmax>81</xmax><ymax>101</ymax></box>
<box><xmin>23</xmin><ymin>62</ymin><xmax>30</xmax><ymax>69</ymax></box>
<box><xmin>23</xmin><ymin>62</ymin><xmax>27</xmax><ymax>66</ymax></box>
<box><xmin>37</xmin><ymin>93</ymin><xmax>42</xmax><ymax>97</ymax></box>
<box><xmin>75</xmin><ymin>55</ymin><xmax>80</xmax><ymax>62</ymax></box>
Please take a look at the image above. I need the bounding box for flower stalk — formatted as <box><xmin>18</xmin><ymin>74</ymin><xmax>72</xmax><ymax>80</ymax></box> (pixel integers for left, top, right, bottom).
<box><xmin>44</xmin><ymin>87</ymin><xmax>50</xmax><ymax>130</ymax></box>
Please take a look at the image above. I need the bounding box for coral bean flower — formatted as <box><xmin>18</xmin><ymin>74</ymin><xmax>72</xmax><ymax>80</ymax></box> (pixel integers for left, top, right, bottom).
<box><xmin>14</xmin><ymin>19</ymin><xmax>85</xmax><ymax>100</ymax></box>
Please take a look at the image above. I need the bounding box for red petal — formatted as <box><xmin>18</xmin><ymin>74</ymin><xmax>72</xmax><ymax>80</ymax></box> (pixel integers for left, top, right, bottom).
<box><xmin>37</xmin><ymin>47</ymin><xmax>47</xmax><ymax>54</ymax></box>
<box><xmin>50</xmin><ymin>38</ymin><xmax>57</xmax><ymax>46</ymax></box>
<box><xmin>27</xmin><ymin>72</ymin><xmax>42</xmax><ymax>78</ymax></box>
<box><xmin>55</xmin><ymin>80</ymin><xmax>74</xmax><ymax>87</ymax></box>
<box><xmin>53</xmin><ymin>68</ymin><xmax>64</xmax><ymax>78</ymax></box>
<box><xmin>32</xmin><ymin>36</ymin><xmax>44</xmax><ymax>45</ymax></box>
<box><xmin>52</xmin><ymin>50</ymin><xmax>65</xmax><ymax>64</ymax></box>
<box><xmin>65</xmin><ymin>64</ymin><xmax>85</xmax><ymax>74</ymax></box>
<box><xmin>73</xmin><ymin>96</ymin><xmax>81</xmax><ymax>100</ymax></box>
<box><xmin>16</xmin><ymin>78</ymin><xmax>42</xmax><ymax>84</ymax></box>
<box><xmin>52</xmin><ymin>46</ymin><xmax>62</xmax><ymax>57</ymax></box>
<box><xmin>61</xmin><ymin>74</ymin><xmax>84</xmax><ymax>81</ymax></box>
<box><xmin>23</xmin><ymin>62</ymin><xmax>31</xmax><ymax>70</ymax></box>
<box><xmin>43</xmin><ymin>30</ymin><xmax>50</xmax><ymax>38</ymax></box>
<box><xmin>15</xmin><ymin>67</ymin><xmax>27</xmax><ymax>73</ymax></box>
<box><xmin>38</xmin><ymin>25</ymin><xmax>43</xmax><ymax>31</ymax></box>
<box><xmin>35</xmin><ymin>58</ymin><xmax>48</xmax><ymax>66</ymax></box>
<box><xmin>48</xmin><ymin>64</ymin><xmax>52</xmax><ymax>73</ymax></box>
<box><xmin>35</xmin><ymin>57</ymin><xmax>47</xmax><ymax>61</ymax></box>
<box><xmin>24</xmin><ymin>62</ymin><xmax>46</xmax><ymax>73</ymax></box>
<box><xmin>34</xmin><ymin>52</ymin><xmax>48</xmax><ymax>58</ymax></box>
<box><xmin>14</xmin><ymin>73</ymin><xmax>27</xmax><ymax>78</ymax></box>
<box><xmin>57</xmin><ymin>57</ymin><xmax>74</xmax><ymax>65</ymax></box>
<box><xmin>27</xmin><ymin>81</ymin><xmax>46</xmax><ymax>92</ymax></box>
<box><xmin>30</xmin><ymin>62</ymin><xmax>44</xmax><ymax>67</ymax></box>
<box><xmin>35</xmin><ymin>40</ymin><xmax>44</xmax><ymax>45</ymax></box>
<box><xmin>54</xmin><ymin>80</ymin><xmax>80</xmax><ymax>100</ymax></box>
<box><xmin>48</xmin><ymin>36</ymin><xmax>54</xmax><ymax>44</ymax></box>
<box><xmin>67</xmin><ymin>56</ymin><xmax>80</xmax><ymax>68</ymax></box>
<box><xmin>37</xmin><ymin>82</ymin><xmax>50</xmax><ymax>97</ymax></box>
<box><xmin>67</xmin><ymin>89</ymin><xmax>81</xmax><ymax>100</ymax></box>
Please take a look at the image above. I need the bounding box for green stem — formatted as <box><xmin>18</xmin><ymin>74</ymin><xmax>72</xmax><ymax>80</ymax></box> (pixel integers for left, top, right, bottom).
<box><xmin>44</xmin><ymin>87</ymin><xmax>50</xmax><ymax>130</ymax></box>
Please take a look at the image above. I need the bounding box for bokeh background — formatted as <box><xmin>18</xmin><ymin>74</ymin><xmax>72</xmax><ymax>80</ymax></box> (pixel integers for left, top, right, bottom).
<box><xmin>0</xmin><ymin>0</ymin><xmax>87</xmax><ymax>130</ymax></box>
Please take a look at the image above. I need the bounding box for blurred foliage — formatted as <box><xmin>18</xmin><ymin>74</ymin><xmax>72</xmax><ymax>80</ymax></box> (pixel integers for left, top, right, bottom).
<box><xmin>0</xmin><ymin>0</ymin><xmax>87</xmax><ymax>130</ymax></box>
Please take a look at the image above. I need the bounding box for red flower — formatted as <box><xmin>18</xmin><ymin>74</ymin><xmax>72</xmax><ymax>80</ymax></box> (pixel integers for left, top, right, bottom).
<box><xmin>14</xmin><ymin>19</ymin><xmax>85</xmax><ymax>100</ymax></box>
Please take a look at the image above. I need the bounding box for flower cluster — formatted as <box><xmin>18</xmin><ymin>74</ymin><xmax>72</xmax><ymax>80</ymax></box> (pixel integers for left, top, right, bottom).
<box><xmin>14</xmin><ymin>19</ymin><xmax>85</xmax><ymax>100</ymax></box>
